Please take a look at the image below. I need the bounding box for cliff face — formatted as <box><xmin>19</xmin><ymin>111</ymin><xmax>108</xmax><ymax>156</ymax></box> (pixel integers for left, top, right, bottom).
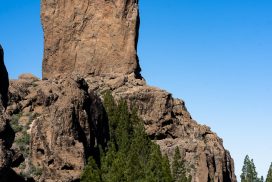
<box><xmin>86</xmin><ymin>76</ymin><xmax>236</xmax><ymax>182</ymax></box>
<box><xmin>40</xmin><ymin>1</ymin><xmax>237</xmax><ymax>181</ymax></box>
<box><xmin>8</xmin><ymin>74</ymin><xmax>108</xmax><ymax>181</ymax></box>
<box><xmin>0</xmin><ymin>45</ymin><xmax>23</xmax><ymax>182</ymax></box>
<box><xmin>0</xmin><ymin>44</ymin><xmax>11</xmax><ymax>180</ymax></box>
<box><xmin>2</xmin><ymin>0</ymin><xmax>237</xmax><ymax>181</ymax></box>
<box><xmin>42</xmin><ymin>0</ymin><xmax>141</xmax><ymax>79</ymax></box>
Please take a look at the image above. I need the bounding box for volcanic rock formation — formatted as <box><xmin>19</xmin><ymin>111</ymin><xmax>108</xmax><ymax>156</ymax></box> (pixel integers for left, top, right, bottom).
<box><xmin>2</xmin><ymin>0</ymin><xmax>237</xmax><ymax>181</ymax></box>
<box><xmin>42</xmin><ymin>0</ymin><xmax>141</xmax><ymax>79</ymax></box>
<box><xmin>8</xmin><ymin>74</ymin><xmax>108</xmax><ymax>181</ymax></box>
<box><xmin>40</xmin><ymin>0</ymin><xmax>237</xmax><ymax>181</ymax></box>
<box><xmin>0</xmin><ymin>45</ymin><xmax>22</xmax><ymax>182</ymax></box>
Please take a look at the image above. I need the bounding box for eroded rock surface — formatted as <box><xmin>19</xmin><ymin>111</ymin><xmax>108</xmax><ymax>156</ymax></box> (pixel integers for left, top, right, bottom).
<box><xmin>0</xmin><ymin>103</ymin><xmax>14</xmax><ymax>181</ymax></box>
<box><xmin>5</xmin><ymin>0</ymin><xmax>237</xmax><ymax>181</ymax></box>
<box><xmin>0</xmin><ymin>45</ymin><xmax>19</xmax><ymax>182</ymax></box>
<box><xmin>85</xmin><ymin>75</ymin><xmax>237</xmax><ymax>182</ymax></box>
<box><xmin>8</xmin><ymin>74</ymin><xmax>108</xmax><ymax>181</ymax></box>
<box><xmin>41</xmin><ymin>0</ymin><xmax>141</xmax><ymax>79</ymax></box>
<box><xmin>40</xmin><ymin>0</ymin><xmax>237</xmax><ymax>181</ymax></box>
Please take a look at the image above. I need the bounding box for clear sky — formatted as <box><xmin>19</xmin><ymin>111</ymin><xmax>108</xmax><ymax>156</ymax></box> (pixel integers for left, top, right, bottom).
<box><xmin>0</xmin><ymin>0</ymin><xmax>272</xmax><ymax>180</ymax></box>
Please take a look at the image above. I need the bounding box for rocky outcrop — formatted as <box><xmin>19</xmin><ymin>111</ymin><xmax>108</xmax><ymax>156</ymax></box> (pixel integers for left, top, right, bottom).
<box><xmin>85</xmin><ymin>75</ymin><xmax>237</xmax><ymax>182</ymax></box>
<box><xmin>2</xmin><ymin>0</ymin><xmax>237</xmax><ymax>181</ymax></box>
<box><xmin>40</xmin><ymin>0</ymin><xmax>237</xmax><ymax>181</ymax></box>
<box><xmin>0</xmin><ymin>45</ymin><xmax>18</xmax><ymax>182</ymax></box>
<box><xmin>8</xmin><ymin>74</ymin><xmax>108</xmax><ymax>181</ymax></box>
<box><xmin>0</xmin><ymin>103</ymin><xmax>14</xmax><ymax>181</ymax></box>
<box><xmin>41</xmin><ymin>0</ymin><xmax>141</xmax><ymax>79</ymax></box>
<box><xmin>0</xmin><ymin>45</ymin><xmax>9</xmax><ymax>108</ymax></box>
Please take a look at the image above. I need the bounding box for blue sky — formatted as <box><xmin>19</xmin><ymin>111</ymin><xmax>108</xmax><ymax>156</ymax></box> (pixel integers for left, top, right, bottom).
<box><xmin>0</xmin><ymin>0</ymin><xmax>272</xmax><ymax>180</ymax></box>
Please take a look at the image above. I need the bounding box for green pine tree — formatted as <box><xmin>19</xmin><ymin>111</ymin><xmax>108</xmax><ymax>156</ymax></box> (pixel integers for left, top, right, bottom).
<box><xmin>266</xmin><ymin>163</ymin><xmax>272</xmax><ymax>182</ymax></box>
<box><xmin>172</xmin><ymin>147</ymin><xmax>190</xmax><ymax>182</ymax></box>
<box><xmin>241</xmin><ymin>155</ymin><xmax>262</xmax><ymax>182</ymax></box>
<box><xmin>82</xmin><ymin>91</ymin><xmax>179</xmax><ymax>182</ymax></box>
<box><xmin>81</xmin><ymin>157</ymin><xmax>101</xmax><ymax>182</ymax></box>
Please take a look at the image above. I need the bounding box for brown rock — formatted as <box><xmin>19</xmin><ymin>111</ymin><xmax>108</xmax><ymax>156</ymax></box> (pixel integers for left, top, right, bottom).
<box><xmin>0</xmin><ymin>46</ymin><xmax>18</xmax><ymax>181</ymax></box>
<box><xmin>41</xmin><ymin>0</ymin><xmax>141</xmax><ymax>79</ymax></box>
<box><xmin>0</xmin><ymin>107</ymin><xmax>14</xmax><ymax>180</ymax></box>
<box><xmin>85</xmin><ymin>75</ymin><xmax>237</xmax><ymax>182</ymax></box>
<box><xmin>19</xmin><ymin>0</ymin><xmax>237</xmax><ymax>181</ymax></box>
<box><xmin>9</xmin><ymin>75</ymin><xmax>109</xmax><ymax>181</ymax></box>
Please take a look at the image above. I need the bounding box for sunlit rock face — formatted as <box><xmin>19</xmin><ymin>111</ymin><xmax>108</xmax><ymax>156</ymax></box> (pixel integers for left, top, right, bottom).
<box><xmin>37</xmin><ymin>0</ymin><xmax>237</xmax><ymax>181</ymax></box>
<box><xmin>41</xmin><ymin>0</ymin><xmax>141</xmax><ymax>79</ymax></box>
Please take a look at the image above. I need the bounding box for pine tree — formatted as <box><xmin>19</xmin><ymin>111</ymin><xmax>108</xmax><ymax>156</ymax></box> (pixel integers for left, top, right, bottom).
<box><xmin>82</xmin><ymin>91</ymin><xmax>175</xmax><ymax>182</ymax></box>
<box><xmin>241</xmin><ymin>155</ymin><xmax>262</xmax><ymax>182</ymax></box>
<box><xmin>266</xmin><ymin>163</ymin><xmax>272</xmax><ymax>182</ymax></box>
<box><xmin>81</xmin><ymin>157</ymin><xmax>101</xmax><ymax>182</ymax></box>
<box><xmin>172</xmin><ymin>147</ymin><xmax>190</xmax><ymax>182</ymax></box>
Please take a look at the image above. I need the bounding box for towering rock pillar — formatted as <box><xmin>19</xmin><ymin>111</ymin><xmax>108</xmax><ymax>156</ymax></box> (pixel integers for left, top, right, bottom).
<box><xmin>41</xmin><ymin>0</ymin><xmax>141</xmax><ymax>79</ymax></box>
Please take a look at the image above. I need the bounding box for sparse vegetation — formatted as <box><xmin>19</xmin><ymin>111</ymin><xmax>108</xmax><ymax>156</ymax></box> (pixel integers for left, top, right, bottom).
<box><xmin>10</xmin><ymin>113</ymin><xmax>23</xmax><ymax>132</ymax></box>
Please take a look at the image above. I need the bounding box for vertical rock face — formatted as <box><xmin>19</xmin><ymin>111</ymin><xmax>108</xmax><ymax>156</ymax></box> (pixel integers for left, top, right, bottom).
<box><xmin>34</xmin><ymin>1</ymin><xmax>238</xmax><ymax>181</ymax></box>
<box><xmin>8</xmin><ymin>75</ymin><xmax>109</xmax><ymax>181</ymax></box>
<box><xmin>0</xmin><ymin>45</ymin><xmax>15</xmax><ymax>182</ymax></box>
<box><xmin>0</xmin><ymin>45</ymin><xmax>9</xmax><ymax>108</ymax></box>
<box><xmin>85</xmin><ymin>76</ymin><xmax>237</xmax><ymax>182</ymax></box>
<box><xmin>41</xmin><ymin>0</ymin><xmax>141</xmax><ymax>79</ymax></box>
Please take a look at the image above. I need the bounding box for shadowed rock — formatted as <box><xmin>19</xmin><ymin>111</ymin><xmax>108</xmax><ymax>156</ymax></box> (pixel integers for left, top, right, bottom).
<box><xmin>8</xmin><ymin>74</ymin><xmax>109</xmax><ymax>181</ymax></box>
<box><xmin>0</xmin><ymin>44</ymin><xmax>20</xmax><ymax>182</ymax></box>
<box><xmin>0</xmin><ymin>45</ymin><xmax>9</xmax><ymax>108</ymax></box>
<box><xmin>42</xmin><ymin>0</ymin><xmax>141</xmax><ymax>79</ymax></box>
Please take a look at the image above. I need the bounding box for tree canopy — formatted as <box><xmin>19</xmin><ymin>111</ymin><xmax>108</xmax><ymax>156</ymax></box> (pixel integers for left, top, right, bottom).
<box><xmin>240</xmin><ymin>155</ymin><xmax>263</xmax><ymax>182</ymax></box>
<box><xmin>81</xmin><ymin>91</ymin><xmax>190</xmax><ymax>182</ymax></box>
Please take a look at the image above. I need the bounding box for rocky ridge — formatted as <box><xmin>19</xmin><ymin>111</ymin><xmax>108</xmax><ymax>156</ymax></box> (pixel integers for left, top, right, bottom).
<box><xmin>1</xmin><ymin>0</ymin><xmax>237</xmax><ymax>181</ymax></box>
<box><xmin>85</xmin><ymin>75</ymin><xmax>236</xmax><ymax>182</ymax></box>
<box><xmin>8</xmin><ymin>74</ymin><xmax>108</xmax><ymax>181</ymax></box>
<box><xmin>41</xmin><ymin>0</ymin><xmax>236</xmax><ymax>181</ymax></box>
<box><xmin>0</xmin><ymin>45</ymin><xmax>26</xmax><ymax>182</ymax></box>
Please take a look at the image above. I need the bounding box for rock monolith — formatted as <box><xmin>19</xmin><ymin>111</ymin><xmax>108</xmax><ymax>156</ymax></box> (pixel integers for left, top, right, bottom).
<box><xmin>41</xmin><ymin>0</ymin><xmax>141</xmax><ymax>79</ymax></box>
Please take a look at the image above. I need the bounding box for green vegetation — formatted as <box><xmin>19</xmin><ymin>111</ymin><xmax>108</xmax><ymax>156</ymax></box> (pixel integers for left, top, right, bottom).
<box><xmin>10</xmin><ymin>113</ymin><xmax>23</xmax><ymax>132</ymax></box>
<box><xmin>172</xmin><ymin>147</ymin><xmax>191</xmax><ymax>182</ymax></box>
<box><xmin>81</xmin><ymin>91</ymin><xmax>190</xmax><ymax>182</ymax></box>
<box><xmin>240</xmin><ymin>155</ymin><xmax>263</xmax><ymax>182</ymax></box>
<box><xmin>266</xmin><ymin>163</ymin><xmax>272</xmax><ymax>182</ymax></box>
